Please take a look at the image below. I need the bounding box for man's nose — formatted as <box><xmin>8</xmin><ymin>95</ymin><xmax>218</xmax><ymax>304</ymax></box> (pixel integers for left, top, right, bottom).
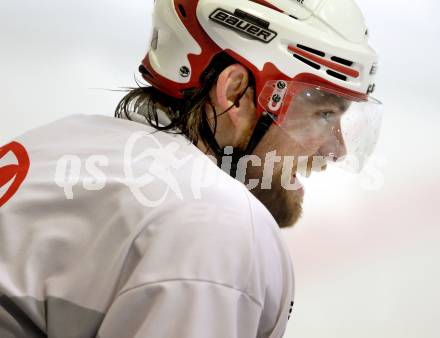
<box><xmin>319</xmin><ymin>125</ymin><xmax>347</xmax><ymax>161</ymax></box>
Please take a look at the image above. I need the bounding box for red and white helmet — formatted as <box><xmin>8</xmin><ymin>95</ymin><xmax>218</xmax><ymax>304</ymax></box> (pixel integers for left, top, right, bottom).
<box><xmin>142</xmin><ymin>0</ymin><xmax>377</xmax><ymax>112</ymax></box>
<box><xmin>141</xmin><ymin>0</ymin><xmax>381</xmax><ymax>172</ymax></box>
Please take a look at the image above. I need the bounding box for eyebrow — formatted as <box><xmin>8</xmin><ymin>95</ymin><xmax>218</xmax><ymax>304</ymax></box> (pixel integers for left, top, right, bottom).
<box><xmin>306</xmin><ymin>91</ymin><xmax>350</xmax><ymax>112</ymax></box>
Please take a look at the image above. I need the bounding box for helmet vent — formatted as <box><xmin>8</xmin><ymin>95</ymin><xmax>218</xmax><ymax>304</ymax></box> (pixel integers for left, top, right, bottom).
<box><xmin>139</xmin><ymin>65</ymin><xmax>152</xmax><ymax>77</ymax></box>
<box><xmin>150</xmin><ymin>28</ymin><xmax>159</xmax><ymax>50</ymax></box>
<box><xmin>297</xmin><ymin>44</ymin><xmax>325</xmax><ymax>58</ymax></box>
<box><xmin>326</xmin><ymin>70</ymin><xmax>347</xmax><ymax>81</ymax></box>
<box><xmin>178</xmin><ymin>4</ymin><xmax>187</xmax><ymax>18</ymax></box>
<box><xmin>293</xmin><ymin>54</ymin><xmax>320</xmax><ymax>70</ymax></box>
<box><xmin>330</xmin><ymin>56</ymin><xmax>353</xmax><ymax>67</ymax></box>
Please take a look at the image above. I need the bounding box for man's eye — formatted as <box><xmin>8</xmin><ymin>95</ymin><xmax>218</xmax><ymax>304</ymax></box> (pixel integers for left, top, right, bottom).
<box><xmin>319</xmin><ymin>111</ymin><xmax>335</xmax><ymax>121</ymax></box>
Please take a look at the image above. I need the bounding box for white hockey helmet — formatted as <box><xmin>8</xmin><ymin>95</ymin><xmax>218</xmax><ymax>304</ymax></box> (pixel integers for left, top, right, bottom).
<box><xmin>141</xmin><ymin>0</ymin><xmax>381</xmax><ymax>172</ymax></box>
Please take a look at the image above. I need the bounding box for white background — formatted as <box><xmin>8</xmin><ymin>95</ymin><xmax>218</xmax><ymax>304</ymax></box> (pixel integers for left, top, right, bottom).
<box><xmin>1</xmin><ymin>1</ymin><xmax>439</xmax><ymax>337</ymax></box>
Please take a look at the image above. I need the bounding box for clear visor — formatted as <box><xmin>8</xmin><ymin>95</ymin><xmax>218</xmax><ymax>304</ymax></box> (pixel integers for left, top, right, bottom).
<box><xmin>258</xmin><ymin>80</ymin><xmax>383</xmax><ymax>173</ymax></box>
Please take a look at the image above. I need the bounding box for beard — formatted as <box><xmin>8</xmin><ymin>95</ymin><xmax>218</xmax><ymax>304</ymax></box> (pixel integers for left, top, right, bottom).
<box><xmin>248</xmin><ymin>167</ymin><xmax>304</xmax><ymax>229</ymax></box>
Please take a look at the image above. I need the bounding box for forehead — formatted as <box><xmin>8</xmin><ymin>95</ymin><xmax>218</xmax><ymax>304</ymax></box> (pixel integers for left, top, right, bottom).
<box><xmin>295</xmin><ymin>88</ymin><xmax>351</xmax><ymax>111</ymax></box>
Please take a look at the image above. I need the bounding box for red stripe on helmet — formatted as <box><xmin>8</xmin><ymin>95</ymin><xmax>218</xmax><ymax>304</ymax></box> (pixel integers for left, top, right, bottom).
<box><xmin>288</xmin><ymin>45</ymin><xmax>360</xmax><ymax>79</ymax></box>
<box><xmin>249</xmin><ymin>0</ymin><xmax>284</xmax><ymax>13</ymax></box>
<box><xmin>141</xmin><ymin>0</ymin><xmax>221</xmax><ymax>99</ymax></box>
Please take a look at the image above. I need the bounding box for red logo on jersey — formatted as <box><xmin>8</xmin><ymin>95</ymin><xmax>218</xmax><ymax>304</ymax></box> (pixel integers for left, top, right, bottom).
<box><xmin>0</xmin><ymin>142</ymin><xmax>30</xmax><ymax>208</ymax></box>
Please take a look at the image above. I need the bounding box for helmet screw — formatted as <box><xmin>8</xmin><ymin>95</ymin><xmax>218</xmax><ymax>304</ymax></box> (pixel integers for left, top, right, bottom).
<box><xmin>277</xmin><ymin>81</ymin><xmax>286</xmax><ymax>89</ymax></box>
<box><xmin>272</xmin><ymin>94</ymin><xmax>282</xmax><ymax>103</ymax></box>
<box><xmin>179</xmin><ymin>66</ymin><xmax>190</xmax><ymax>78</ymax></box>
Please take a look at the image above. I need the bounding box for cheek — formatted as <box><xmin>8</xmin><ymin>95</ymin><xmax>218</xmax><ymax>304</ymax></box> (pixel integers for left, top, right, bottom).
<box><xmin>286</xmin><ymin>123</ymin><xmax>335</xmax><ymax>155</ymax></box>
<box><xmin>251</xmin><ymin>126</ymin><xmax>279</xmax><ymax>155</ymax></box>
<box><xmin>252</xmin><ymin>126</ymin><xmax>317</xmax><ymax>158</ymax></box>
<box><xmin>296</xmin><ymin>135</ymin><xmax>325</xmax><ymax>154</ymax></box>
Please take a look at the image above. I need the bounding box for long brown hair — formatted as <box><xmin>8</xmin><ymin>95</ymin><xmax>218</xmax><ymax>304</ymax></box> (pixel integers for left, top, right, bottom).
<box><xmin>115</xmin><ymin>52</ymin><xmax>254</xmax><ymax>147</ymax></box>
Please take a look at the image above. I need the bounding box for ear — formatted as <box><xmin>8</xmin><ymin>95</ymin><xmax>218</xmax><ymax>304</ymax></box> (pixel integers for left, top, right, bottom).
<box><xmin>214</xmin><ymin>64</ymin><xmax>254</xmax><ymax>126</ymax></box>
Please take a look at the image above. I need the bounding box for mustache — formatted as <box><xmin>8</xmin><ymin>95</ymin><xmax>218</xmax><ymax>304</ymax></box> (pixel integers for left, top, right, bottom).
<box><xmin>294</xmin><ymin>156</ymin><xmax>328</xmax><ymax>178</ymax></box>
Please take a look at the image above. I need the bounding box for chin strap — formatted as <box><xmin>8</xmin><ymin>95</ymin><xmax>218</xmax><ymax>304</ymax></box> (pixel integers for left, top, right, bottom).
<box><xmin>201</xmin><ymin>109</ymin><xmax>276</xmax><ymax>178</ymax></box>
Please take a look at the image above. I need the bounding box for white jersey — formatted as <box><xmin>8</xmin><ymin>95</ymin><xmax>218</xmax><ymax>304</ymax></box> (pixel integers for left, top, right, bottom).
<box><xmin>0</xmin><ymin>114</ymin><xmax>294</xmax><ymax>338</ymax></box>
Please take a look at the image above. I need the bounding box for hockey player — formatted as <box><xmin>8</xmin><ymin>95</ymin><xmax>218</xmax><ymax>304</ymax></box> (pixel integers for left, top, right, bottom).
<box><xmin>0</xmin><ymin>1</ymin><xmax>381</xmax><ymax>337</ymax></box>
